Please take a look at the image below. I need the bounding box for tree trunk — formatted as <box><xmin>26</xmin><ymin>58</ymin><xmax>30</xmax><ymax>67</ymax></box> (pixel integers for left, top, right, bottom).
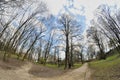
<box><xmin>65</xmin><ymin>34</ymin><xmax>69</xmax><ymax>69</ymax></box>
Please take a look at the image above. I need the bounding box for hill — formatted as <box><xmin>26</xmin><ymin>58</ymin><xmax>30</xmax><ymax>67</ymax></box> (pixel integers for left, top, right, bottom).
<box><xmin>89</xmin><ymin>52</ymin><xmax>120</xmax><ymax>80</ymax></box>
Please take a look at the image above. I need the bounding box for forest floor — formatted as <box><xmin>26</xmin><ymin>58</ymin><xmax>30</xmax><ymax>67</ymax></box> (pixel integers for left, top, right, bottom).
<box><xmin>0</xmin><ymin>59</ymin><xmax>91</xmax><ymax>80</ymax></box>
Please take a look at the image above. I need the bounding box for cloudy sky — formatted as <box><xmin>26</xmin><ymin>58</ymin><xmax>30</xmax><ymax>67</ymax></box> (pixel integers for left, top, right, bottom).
<box><xmin>40</xmin><ymin>0</ymin><xmax>120</xmax><ymax>59</ymax></box>
<box><xmin>43</xmin><ymin>0</ymin><xmax>120</xmax><ymax>25</ymax></box>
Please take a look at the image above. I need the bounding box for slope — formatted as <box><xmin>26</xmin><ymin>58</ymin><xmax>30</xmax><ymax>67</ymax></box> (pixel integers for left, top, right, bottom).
<box><xmin>89</xmin><ymin>53</ymin><xmax>120</xmax><ymax>80</ymax></box>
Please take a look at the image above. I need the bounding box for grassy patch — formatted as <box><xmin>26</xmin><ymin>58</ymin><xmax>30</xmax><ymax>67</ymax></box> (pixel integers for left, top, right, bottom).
<box><xmin>46</xmin><ymin>64</ymin><xmax>64</xmax><ymax>69</ymax></box>
<box><xmin>34</xmin><ymin>62</ymin><xmax>83</xmax><ymax>70</ymax></box>
<box><xmin>45</xmin><ymin>63</ymin><xmax>82</xmax><ymax>70</ymax></box>
<box><xmin>89</xmin><ymin>54</ymin><xmax>120</xmax><ymax>80</ymax></box>
<box><xmin>73</xmin><ymin>63</ymin><xmax>82</xmax><ymax>69</ymax></box>
<box><xmin>46</xmin><ymin>63</ymin><xmax>57</xmax><ymax>68</ymax></box>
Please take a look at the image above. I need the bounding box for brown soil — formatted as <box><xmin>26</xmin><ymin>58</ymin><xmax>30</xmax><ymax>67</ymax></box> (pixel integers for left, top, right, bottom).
<box><xmin>0</xmin><ymin>60</ymin><xmax>91</xmax><ymax>80</ymax></box>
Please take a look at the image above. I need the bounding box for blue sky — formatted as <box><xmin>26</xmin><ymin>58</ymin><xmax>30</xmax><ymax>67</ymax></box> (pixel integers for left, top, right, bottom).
<box><xmin>42</xmin><ymin>0</ymin><xmax>120</xmax><ymax>46</ymax></box>
<box><xmin>41</xmin><ymin>0</ymin><xmax>120</xmax><ymax>59</ymax></box>
<box><xmin>10</xmin><ymin>0</ymin><xmax>119</xmax><ymax>59</ymax></box>
<box><xmin>43</xmin><ymin>0</ymin><xmax>120</xmax><ymax>26</ymax></box>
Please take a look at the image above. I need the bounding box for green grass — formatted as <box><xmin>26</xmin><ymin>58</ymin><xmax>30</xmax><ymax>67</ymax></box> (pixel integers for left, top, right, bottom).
<box><xmin>45</xmin><ymin>63</ymin><xmax>82</xmax><ymax>70</ymax></box>
<box><xmin>46</xmin><ymin>63</ymin><xmax>58</xmax><ymax>68</ymax></box>
<box><xmin>90</xmin><ymin>54</ymin><xmax>120</xmax><ymax>68</ymax></box>
<box><xmin>0</xmin><ymin>51</ymin><xmax>18</xmax><ymax>59</ymax></box>
<box><xmin>73</xmin><ymin>63</ymin><xmax>82</xmax><ymax>69</ymax></box>
<box><xmin>89</xmin><ymin>53</ymin><xmax>120</xmax><ymax>80</ymax></box>
<box><xmin>0</xmin><ymin>51</ymin><xmax>83</xmax><ymax>70</ymax></box>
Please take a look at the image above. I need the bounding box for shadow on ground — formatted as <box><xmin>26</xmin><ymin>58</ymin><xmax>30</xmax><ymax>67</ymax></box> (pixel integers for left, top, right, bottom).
<box><xmin>0</xmin><ymin>59</ymin><xmax>26</xmax><ymax>70</ymax></box>
<box><xmin>28</xmin><ymin>64</ymin><xmax>66</xmax><ymax>78</ymax></box>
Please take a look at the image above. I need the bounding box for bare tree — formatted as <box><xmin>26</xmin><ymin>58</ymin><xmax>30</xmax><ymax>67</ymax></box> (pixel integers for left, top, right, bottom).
<box><xmin>43</xmin><ymin>29</ymin><xmax>55</xmax><ymax>65</ymax></box>
<box><xmin>0</xmin><ymin>0</ymin><xmax>48</xmax><ymax>61</ymax></box>
<box><xmin>37</xmin><ymin>38</ymin><xmax>43</xmax><ymax>63</ymax></box>
<box><xmin>58</xmin><ymin>13</ymin><xmax>82</xmax><ymax>69</ymax></box>
<box><xmin>87</xmin><ymin>44</ymin><xmax>95</xmax><ymax>60</ymax></box>
<box><xmin>87</xmin><ymin>26</ymin><xmax>106</xmax><ymax>59</ymax></box>
<box><xmin>22</xmin><ymin>22</ymin><xmax>46</xmax><ymax>61</ymax></box>
<box><xmin>95</xmin><ymin>5</ymin><xmax>120</xmax><ymax>51</ymax></box>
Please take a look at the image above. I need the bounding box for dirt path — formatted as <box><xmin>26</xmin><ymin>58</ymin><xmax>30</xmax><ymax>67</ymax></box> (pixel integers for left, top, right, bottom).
<box><xmin>0</xmin><ymin>62</ymin><xmax>91</xmax><ymax>80</ymax></box>
<box><xmin>52</xmin><ymin>63</ymin><xmax>91</xmax><ymax>80</ymax></box>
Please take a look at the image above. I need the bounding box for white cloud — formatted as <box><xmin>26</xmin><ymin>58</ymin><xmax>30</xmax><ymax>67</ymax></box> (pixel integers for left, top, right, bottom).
<box><xmin>75</xmin><ymin>0</ymin><xmax>120</xmax><ymax>25</ymax></box>
<box><xmin>59</xmin><ymin>51</ymin><xmax>65</xmax><ymax>60</ymax></box>
<box><xmin>43</xmin><ymin>0</ymin><xmax>120</xmax><ymax>25</ymax></box>
<box><xmin>41</xmin><ymin>0</ymin><xmax>120</xmax><ymax>59</ymax></box>
<box><xmin>43</xmin><ymin>0</ymin><xmax>66</xmax><ymax>15</ymax></box>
